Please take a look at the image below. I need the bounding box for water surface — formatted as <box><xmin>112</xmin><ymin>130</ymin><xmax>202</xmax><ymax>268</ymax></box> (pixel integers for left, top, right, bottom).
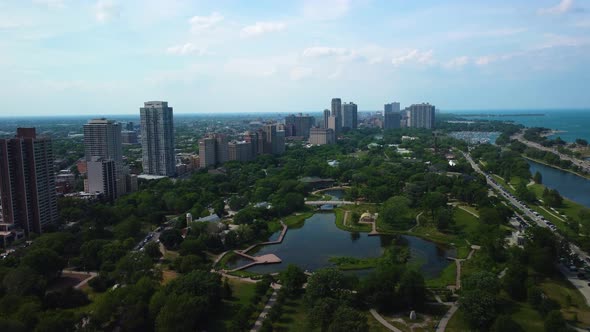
<box><xmin>528</xmin><ymin>160</ymin><xmax>590</xmax><ymax>208</ymax></box>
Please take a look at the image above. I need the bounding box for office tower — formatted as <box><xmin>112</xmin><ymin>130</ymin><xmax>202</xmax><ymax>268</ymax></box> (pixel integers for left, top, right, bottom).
<box><xmin>125</xmin><ymin>122</ymin><xmax>134</xmax><ymax>131</ymax></box>
<box><xmin>408</xmin><ymin>103</ymin><xmax>436</xmax><ymax>129</ymax></box>
<box><xmin>140</xmin><ymin>101</ymin><xmax>176</xmax><ymax>176</ymax></box>
<box><xmin>384</xmin><ymin>102</ymin><xmax>401</xmax><ymax>113</ymax></box>
<box><xmin>327</xmin><ymin>116</ymin><xmax>339</xmax><ymax>138</ymax></box>
<box><xmin>87</xmin><ymin>157</ymin><xmax>117</xmax><ymax>202</ymax></box>
<box><xmin>83</xmin><ymin>118</ymin><xmax>122</xmax><ymax>162</ymax></box>
<box><xmin>199</xmin><ymin>136</ymin><xmax>216</xmax><ymax>168</ymax></box>
<box><xmin>215</xmin><ymin>134</ymin><xmax>229</xmax><ymax>164</ymax></box>
<box><xmin>285</xmin><ymin>113</ymin><xmax>315</xmax><ymax>138</ymax></box>
<box><xmin>331</xmin><ymin>98</ymin><xmax>342</xmax><ymax>134</ymax></box>
<box><xmin>0</xmin><ymin>128</ymin><xmax>57</xmax><ymax>234</ymax></box>
<box><xmin>342</xmin><ymin>102</ymin><xmax>357</xmax><ymax>130</ymax></box>
<box><xmin>228</xmin><ymin>141</ymin><xmax>253</xmax><ymax>162</ymax></box>
<box><xmin>323</xmin><ymin>109</ymin><xmax>331</xmax><ymax>129</ymax></box>
<box><xmin>309</xmin><ymin>128</ymin><xmax>335</xmax><ymax>145</ymax></box>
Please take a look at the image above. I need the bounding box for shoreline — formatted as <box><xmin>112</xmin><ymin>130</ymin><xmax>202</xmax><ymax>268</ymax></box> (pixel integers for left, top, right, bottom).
<box><xmin>523</xmin><ymin>156</ymin><xmax>590</xmax><ymax>180</ymax></box>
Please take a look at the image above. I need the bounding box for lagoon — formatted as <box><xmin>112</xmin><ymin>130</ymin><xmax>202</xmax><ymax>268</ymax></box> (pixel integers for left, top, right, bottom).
<box><xmin>227</xmin><ymin>213</ymin><xmax>455</xmax><ymax>278</ymax></box>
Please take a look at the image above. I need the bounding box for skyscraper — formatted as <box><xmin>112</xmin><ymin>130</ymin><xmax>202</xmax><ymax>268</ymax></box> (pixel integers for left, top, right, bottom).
<box><xmin>408</xmin><ymin>103</ymin><xmax>436</xmax><ymax>129</ymax></box>
<box><xmin>285</xmin><ymin>113</ymin><xmax>315</xmax><ymax>138</ymax></box>
<box><xmin>228</xmin><ymin>141</ymin><xmax>253</xmax><ymax>162</ymax></box>
<box><xmin>199</xmin><ymin>136</ymin><xmax>216</xmax><ymax>168</ymax></box>
<box><xmin>323</xmin><ymin>109</ymin><xmax>331</xmax><ymax>129</ymax></box>
<box><xmin>215</xmin><ymin>134</ymin><xmax>229</xmax><ymax>164</ymax></box>
<box><xmin>331</xmin><ymin>98</ymin><xmax>342</xmax><ymax>134</ymax></box>
<box><xmin>87</xmin><ymin>157</ymin><xmax>117</xmax><ymax>202</ymax></box>
<box><xmin>0</xmin><ymin>128</ymin><xmax>57</xmax><ymax>234</ymax></box>
<box><xmin>84</xmin><ymin>118</ymin><xmax>122</xmax><ymax>162</ymax></box>
<box><xmin>262</xmin><ymin>124</ymin><xmax>285</xmax><ymax>155</ymax></box>
<box><xmin>140</xmin><ymin>101</ymin><xmax>175</xmax><ymax>176</ymax></box>
<box><xmin>342</xmin><ymin>102</ymin><xmax>358</xmax><ymax>129</ymax></box>
<box><xmin>384</xmin><ymin>102</ymin><xmax>401</xmax><ymax>113</ymax></box>
<box><xmin>383</xmin><ymin>102</ymin><xmax>402</xmax><ymax>129</ymax></box>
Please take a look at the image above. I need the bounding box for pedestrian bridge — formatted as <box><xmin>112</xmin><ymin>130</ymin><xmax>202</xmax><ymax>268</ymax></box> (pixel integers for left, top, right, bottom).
<box><xmin>305</xmin><ymin>200</ymin><xmax>355</xmax><ymax>206</ymax></box>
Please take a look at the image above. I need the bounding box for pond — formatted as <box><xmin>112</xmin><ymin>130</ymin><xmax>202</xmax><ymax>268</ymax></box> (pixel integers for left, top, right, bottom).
<box><xmin>226</xmin><ymin>213</ymin><xmax>455</xmax><ymax>278</ymax></box>
<box><xmin>322</xmin><ymin>189</ymin><xmax>345</xmax><ymax>201</ymax></box>
<box><xmin>528</xmin><ymin>160</ymin><xmax>590</xmax><ymax>208</ymax></box>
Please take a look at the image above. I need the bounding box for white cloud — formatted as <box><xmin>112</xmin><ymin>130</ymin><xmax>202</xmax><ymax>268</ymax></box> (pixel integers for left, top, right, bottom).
<box><xmin>538</xmin><ymin>0</ymin><xmax>575</xmax><ymax>15</ymax></box>
<box><xmin>302</xmin><ymin>46</ymin><xmax>349</xmax><ymax>57</ymax></box>
<box><xmin>94</xmin><ymin>0</ymin><xmax>119</xmax><ymax>23</ymax></box>
<box><xmin>240</xmin><ymin>21</ymin><xmax>286</xmax><ymax>38</ymax></box>
<box><xmin>391</xmin><ymin>49</ymin><xmax>435</xmax><ymax>67</ymax></box>
<box><xmin>189</xmin><ymin>12</ymin><xmax>223</xmax><ymax>33</ymax></box>
<box><xmin>475</xmin><ymin>55</ymin><xmax>498</xmax><ymax>66</ymax></box>
<box><xmin>33</xmin><ymin>0</ymin><xmax>65</xmax><ymax>9</ymax></box>
<box><xmin>289</xmin><ymin>67</ymin><xmax>313</xmax><ymax>80</ymax></box>
<box><xmin>166</xmin><ymin>43</ymin><xmax>207</xmax><ymax>56</ymax></box>
<box><xmin>444</xmin><ymin>56</ymin><xmax>470</xmax><ymax>69</ymax></box>
<box><xmin>537</xmin><ymin>33</ymin><xmax>590</xmax><ymax>49</ymax></box>
<box><xmin>302</xmin><ymin>0</ymin><xmax>351</xmax><ymax>20</ymax></box>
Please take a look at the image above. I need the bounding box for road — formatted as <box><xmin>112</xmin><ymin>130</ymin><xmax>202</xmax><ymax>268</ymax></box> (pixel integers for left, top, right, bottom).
<box><xmin>512</xmin><ymin>131</ymin><xmax>590</xmax><ymax>173</ymax></box>
<box><xmin>462</xmin><ymin>150</ymin><xmax>590</xmax><ymax>305</ymax></box>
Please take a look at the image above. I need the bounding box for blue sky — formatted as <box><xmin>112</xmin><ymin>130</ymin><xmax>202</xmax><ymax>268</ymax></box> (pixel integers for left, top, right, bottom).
<box><xmin>1</xmin><ymin>0</ymin><xmax>589</xmax><ymax>115</ymax></box>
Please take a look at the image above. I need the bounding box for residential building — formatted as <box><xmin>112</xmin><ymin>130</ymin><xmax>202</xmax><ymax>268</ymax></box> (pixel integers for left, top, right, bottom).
<box><xmin>342</xmin><ymin>102</ymin><xmax>357</xmax><ymax>129</ymax></box>
<box><xmin>121</xmin><ymin>131</ymin><xmax>138</xmax><ymax>144</ymax></box>
<box><xmin>228</xmin><ymin>141</ymin><xmax>253</xmax><ymax>162</ymax></box>
<box><xmin>383</xmin><ymin>111</ymin><xmax>401</xmax><ymax>129</ymax></box>
<box><xmin>285</xmin><ymin>113</ymin><xmax>315</xmax><ymax>138</ymax></box>
<box><xmin>83</xmin><ymin>118</ymin><xmax>122</xmax><ymax>162</ymax></box>
<box><xmin>0</xmin><ymin>128</ymin><xmax>58</xmax><ymax>234</ymax></box>
<box><xmin>408</xmin><ymin>103</ymin><xmax>436</xmax><ymax>129</ymax></box>
<box><xmin>309</xmin><ymin>128</ymin><xmax>335</xmax><ymax>145</ymax></box>
<box><xmin>384</xmin><ymin>102</ymin><xmax>401</xmax><ymax>113</ymax></box>
<box><xmin>199</xmin><ymin>136</ymin><xmax>216</xmax><ymax>168</ymax></box>
<box><xmin>323</xmin><ymin>109</ymin><xmax>330</xmax><ymax>129</ymax></box>
<box><xmin>140</xmin><ymin>101</ymin><xmax>175</xmax><ymax>176</ymax></box>
<box><xmin>331</xmin><ymin>98</ymin><xmax>342</xmax><ymax>134</ymax></box>
<box><xmin>215</xmin><ymin>134</ymin><xmax>229</xmax><ymax>164</ymax></box>
<box><xmin>86</xmin><ymin>157</ymin><xmax>117</xmax><ymax>202</ymax></box>
<box><xmin>262</xmin><ymin>124</ymin><xmax>285</xmax><ymax>155</ymax></box>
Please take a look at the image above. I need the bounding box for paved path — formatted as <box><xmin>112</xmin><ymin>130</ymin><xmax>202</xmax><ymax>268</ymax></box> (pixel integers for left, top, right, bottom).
<box><xmin>343</xmin><ymin>210</ymin><xmax>350</xmax><ymax>227</ymax></box>
<box><xmin>409</xmin><ymin>211</ymin><xmax>424</xmax><ymax>232</ymax></box>
<box><xmin>457</xmin><ymin>206</ymin><xmax>479</xmax><ymax>219</ymax></box>
<box><xmin>369</xmin><ymin>309</ymin><xmax>403</xmax><ymax>332</ymax></box>
<box><xmin>62</xmin><ymin>270</ymin><xmax>98</xmax><ymax>289</ymax></box>
<box><xmin>435</xmin><ymin>304</ymin><xmax>459</xmax><ymax>332</ymax></box>
<box><xmin>250</xmin><ymin>284</ymin><xmax>281</xmax><ymax>332</ymax></box>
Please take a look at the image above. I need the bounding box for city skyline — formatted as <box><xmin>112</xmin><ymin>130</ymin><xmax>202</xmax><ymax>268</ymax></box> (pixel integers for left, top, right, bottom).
<box><xmin>1</xmin><ymin>0</ymin><xmax>589</xmax><ymax>116</ymax></box>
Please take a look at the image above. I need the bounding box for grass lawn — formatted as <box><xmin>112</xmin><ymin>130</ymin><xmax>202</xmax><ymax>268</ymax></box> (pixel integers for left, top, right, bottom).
<box><xmin>452</xmin><ymin>208</ymin><xmax>479</xmax><ymax>239</ymax></box>
<box><xmin>283</xmin><ymin>211</ymin><xmax>314</xmax><ymax>228</ymax></box>
<box><xmin>328</xmin><ymin>256</ymin><xmax>380</xmax><ymax>270</ymax></box>
<box><xmin>272</xmin><ymin>296</ymin><xmax>311</xmax><ymax>332</ymax></box>
<box><xmin>208</xmin><ymin>279</ymin><xmax>258</xmax><ymax>331</ymax></box>
<box><xmin>541</xmin><ymin>273</ymin><xmax>590</xmax><ymax>328</ymax></box>
<box><xmin>509</xmin><ymin>301</ymin><xmax>544</xmax><ymax>332</ymax></box>
<box><xmin>334</xmin><ymin>207</ymin><xmax>372</xmax><ymax>233</ymax></box>
<box><xmin>443</xmin><ymin>308</ymin><xmax>470</xmax><ymax>332</ymax></box>
<box><xmin>426</xmin><ymin>261</ymin><xmax>457</xmax><ymax>288</ymax></box>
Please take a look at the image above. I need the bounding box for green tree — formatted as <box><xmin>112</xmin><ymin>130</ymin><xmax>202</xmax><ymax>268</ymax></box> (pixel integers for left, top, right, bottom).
<box><xmin>328</xmin><ymin>305</ymin><xmax>368</xmax><ymax>332</ymax></box>
<box><xmin>544</xmin><ymin>310</ymin><xmax>568</xmax><ymax>332</ymax></box>
<box><xmin>159</xmin><ymin>229</ymin><xmax>183</xmax><ymax>250</ymax></box>
<box><xmin>398</xmin><ymin>270</ymin><xmax>426</xmax><ymax>310</ymax></box>
<box><xmin>280</xmin><ymin>264</ymin><xmax>306</xmax><ymax>296</ymax></box>
<box><xmin>460</xmin><ymin>289</ymin><xmax>498</xmax><ymax>330</ymax></box>
<box><xmin>380</xmin><ymin>196</ymin><xmax>412</xmax><ymax>229</ymax></box>
<box><xmin>491</xmin><ymin>315</ymin><xmax>524</xmax><ymax>332</ymax></box>
<box><xmin>21</xmin><ymin>248</ymin><xmax>65</xmax><ymax>280</ymax></box>
<box><xmin>533</xmin><ymin>171</ymin><xmax>543</xmax><ymax>184</ymax></box>
<box><xmin>144</xmin><ymin>241</ymin><xmax>162</xmax><ymax>260</ymax></box>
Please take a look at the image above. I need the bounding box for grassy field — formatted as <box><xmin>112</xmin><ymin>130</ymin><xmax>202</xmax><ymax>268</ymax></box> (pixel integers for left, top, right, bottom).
<box><xmin>210</xmin><ymin>279</ymin><xmax>258</xmax><ymax>331</ymax></box>
<box><xmin>541</xmin><ymin>273</ymin><xmax>590</xmax><ymax>328</ymax></box>
<box><xmin>328</xmin><ymin>256</ymin><xmax>380</xmax><ymax>270</ymax></box>
<box><xmin>334</xmin><ymin>207</ymin><xmax>373</xmax><ymax>233</ymax></box>
<box><xmin>272</xmin><ymin>295</ymin><xmax>310</xmax><ymax>332</ymax></box>
<box><xmin>425</xmin><ymin>261</ymin><xmax>457</xmax><ymax>288</ymax></box>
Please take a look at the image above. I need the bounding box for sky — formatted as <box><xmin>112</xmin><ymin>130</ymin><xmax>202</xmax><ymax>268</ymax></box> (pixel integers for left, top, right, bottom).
<box><xmin>0</xmin><ymin>0</ymin><xmax>589</xmax><ymax>115</ymax></box>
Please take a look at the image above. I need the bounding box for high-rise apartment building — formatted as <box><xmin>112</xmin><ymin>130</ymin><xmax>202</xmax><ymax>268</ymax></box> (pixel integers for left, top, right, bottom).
<box><xmin>309</xmin><ymin>128</ymin><xmax>335</xmax><ymax>145</ymax></box>
<box><xmin>285</xmin><ymin>114</ymin><xmax>315</xmax><ymax>138</ymax></box>
<box><xmin>83</xmin><ymin>118</ymin><xmax>122</xmax><ymax>162</ymax></box>
<box><xmin>228</xmin><ymin>141</ymin><xmax>253</xmax><ymax>162</ymax></box>
<box><xmin>0</xmin><ymin>128</ymin><xmax>57</xmax><ymax>234</ymax></box>
<box><xmin>215</xmin><ymin>134</ymin><xmax>229</xmax><ymax>165</ymax></box>
<box><xmin>327</xmin><ymin>116</ymin><xmax>339</xmax><ymax>137</ymax></box>
<box><xmin>384</xmin><ymin>102</ymin><xmax>401</xmax><ymax>113</ymax></box>
<box><xmin>262</xmin><ymin>124</ymin><xmax>285</xmax><ymax>155</ymax></box>
<box><xmin>87</xmin><ymin>157</ymin><xmax>117</xmax><ymax>202</ymax></box>
<box><xmin>408</xmin><ymin>103</ymin><xmax>435</xmax><ymax>129</ymax></box>
<box><xmin>342</xmin><ymin>102</ymin><xmax>358</xmax><ymax>129</ymax></box>
<box><xmin>199</xmin><ymin>136</ymin><xmax>217</xmax><ymax>168</ymax></box>
<box><xmin>323</xmin><ymin>109</ymin><xmax>331</xmax><ymax>129</ymax></box>
<box><xmin>140</xmin><ymin>101</ymin><xmax>175</xmax><ymax>176</ymax></box>
<box><xmin>331</xmin><ymin>98</ymin><xmax>342</xmax><ymax>134</ymax></box>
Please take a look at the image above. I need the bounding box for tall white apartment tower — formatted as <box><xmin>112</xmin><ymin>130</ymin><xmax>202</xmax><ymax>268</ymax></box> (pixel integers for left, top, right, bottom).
<box><xmin>140</xmin><ymin>101</ymin><xmax>176</xmax><ymax>177</ymax></box>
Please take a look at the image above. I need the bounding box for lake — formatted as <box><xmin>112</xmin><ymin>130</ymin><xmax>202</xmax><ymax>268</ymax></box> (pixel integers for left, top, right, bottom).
<box><xmin>227</xmin><ymin>213</ymin><xmax>455</xmax><ymax>278</ymax></box>
<box><xmin>528</xmin><ymin>160</ymin><xmax>590</xmax><ymax>208</ymax></box>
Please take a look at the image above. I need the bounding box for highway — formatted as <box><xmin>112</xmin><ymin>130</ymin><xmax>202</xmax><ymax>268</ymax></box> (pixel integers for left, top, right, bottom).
<box><xmin>462</xmin><ymin>150</ymin><xmax>590</xmax><ymax>304</ymax></box>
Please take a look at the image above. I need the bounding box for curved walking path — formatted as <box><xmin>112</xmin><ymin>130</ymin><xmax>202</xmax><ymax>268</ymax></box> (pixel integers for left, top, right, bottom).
<box><xmin>311</xmin><ymin>186</ymin><xmax>351</xmax><ymax>195</ymax></box>
<box><xmin>408</xmin><ymin>211</ymin><xmax>424</xmax><ymax>232</ymax></box>
<box><xmin>305</xmin><ymin>200</ymin><xmax>355</xmax><ymax>206</ymax></box>
<box><xmin>250</xmin><ymin>284</ymin><xmax>281</xmax><ymax>332</ymax></box>
<box><xmin>370</xmin><ymin>309</ymin><xmax>403</xmax><ymax>332</ymax></box>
